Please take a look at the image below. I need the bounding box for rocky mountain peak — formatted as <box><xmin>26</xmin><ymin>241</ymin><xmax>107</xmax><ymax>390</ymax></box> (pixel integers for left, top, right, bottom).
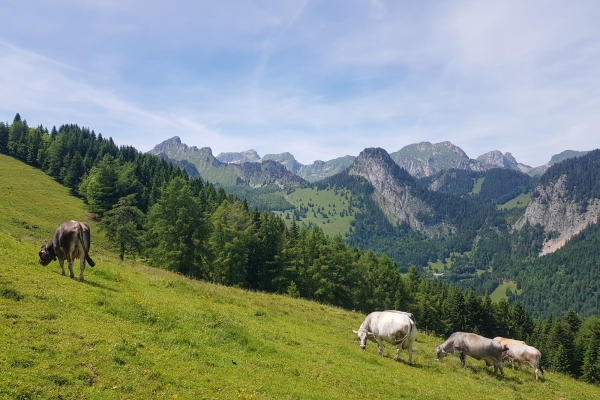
<box><xmin>149</xmin><ymin>136</ymin><xmax>214</xmax><ymax>158</ymax></box>
<box><xmin>389</xmin><ymin>141</ymin><xmax>482</xmax><ymax>178</ymax></box>
<box><xmin>150</xmin><ymin>136</ymin><xmax>186</xmax><ymax>153</ymax></box>
<box><xmin>476</xmin><ymin>150</ymin><xmax>518</xmax><ymax>168</ymax></box>
<box><xmin>262</xmin><ymin>152</ymin><xmax>302</xmax><ymax>174</ymax></box>
<box><xmin>348</xmin><ymin>148</ymin><xmax>453</xmax><ymax>238</ymax></box>
<box><xmin>349</xmin><ymin>147</ymin><xmax>412</xmax><ymax>183</ymax></box>
<box><xmin>216</xmin><ymin>149</ymin><xmax>261</xmax><ymax>164</ymax></box>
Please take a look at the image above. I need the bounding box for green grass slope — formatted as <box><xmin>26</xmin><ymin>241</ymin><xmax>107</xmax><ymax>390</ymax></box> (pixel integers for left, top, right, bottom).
<box><xmin>272</xmin><ymin>187</ymin><xmax>355</xmax><ymax>238</ymax></box>
<box><xmin>1</xmin><ymin>154</ymin><xmax>598</xmax><ymax>399</ymax></box>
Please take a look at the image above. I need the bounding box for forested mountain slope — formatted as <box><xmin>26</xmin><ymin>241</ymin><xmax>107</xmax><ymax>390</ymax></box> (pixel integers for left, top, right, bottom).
<box><xmin>422</xmin><ymin>167</ymin><xmax>535</xmax><ymax>206</ymax></box>
<box><xmin>516</xmin><ymin>149</ymin><xmax>600</xmax><ymax>254</ymax></box>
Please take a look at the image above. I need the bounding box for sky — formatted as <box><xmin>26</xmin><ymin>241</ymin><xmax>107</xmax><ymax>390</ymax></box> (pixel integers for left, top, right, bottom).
<box><xmin>1</xmin><ymin>1</ymin><xmax>599</xmax><ymax>167</ymax></box>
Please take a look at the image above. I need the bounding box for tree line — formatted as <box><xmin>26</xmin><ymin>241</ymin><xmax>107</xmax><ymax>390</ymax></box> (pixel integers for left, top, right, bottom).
<box><xmin>2</xmin><ymin>114</ymin><xmax>600</xmax><ymax>384</ymax></box>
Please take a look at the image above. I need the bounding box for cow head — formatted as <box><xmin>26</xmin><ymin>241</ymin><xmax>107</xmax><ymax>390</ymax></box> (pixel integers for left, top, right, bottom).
<box><xmin>38</xmin><ymin>245</ymin><xmax>56</xmax><ymax>266</ymax></box>
<box><xmin>435</xmin><ymin>345</ymin><xmax>447</xmax><ymax>361</ymax></box>
<box><xmin>353</xmin><ymin>328</ymin><xmax>375</xmax><ymax>349</ymax></box>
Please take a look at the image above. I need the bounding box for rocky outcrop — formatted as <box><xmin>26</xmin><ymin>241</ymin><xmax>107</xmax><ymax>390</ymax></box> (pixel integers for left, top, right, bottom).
<box><xmin>476</xmin><ymin>150</ymin><xmax>518</xmax><ymax>169</ymax></box>
<box><xmin>389</xmin><ymin>141</ymin><xmax>490</xmax><ymax>178</ymax></box>
<box><xmin>216</xmin><ymin>150</ymin><xmax>261</xmax><ymax>164</ymax></box>
<box><xmin>515</xmin><ymin>175</ymin><xmax>600</xmax><ymax>255</ymax></box>
<box><xmin>149</xmin><ymin>137</ymin><xmax>305</xmax><ymax>187</ymax></box>
<box><xmin>235</xmin><ymin>160</ymin><xmax>307</xmax><ymax>188</ymax></box>
<box><xmin>156</xmin><ymin>153</ymin><xmax>200</xmax><ymax>177</ymax></box>
<box><xmin>297</xmin><ymin>156</ymin><xmax>355</xmax><ymax>182</ymax></box>
<box><xmin>348</xmin><ymin>148</ymin><xmax>455</xmax><ymax>238</ymax></box>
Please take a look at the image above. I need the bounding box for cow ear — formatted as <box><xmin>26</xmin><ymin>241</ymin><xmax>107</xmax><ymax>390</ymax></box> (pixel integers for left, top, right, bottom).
<box><xmin>367</xmin><ymin>332</ymin><xmax>375</xmax><ymax>338</ymax></box>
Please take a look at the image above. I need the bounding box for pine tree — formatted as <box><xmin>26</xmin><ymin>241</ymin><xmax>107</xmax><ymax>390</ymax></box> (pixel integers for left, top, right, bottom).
<box><xmin>0</xmin><ymin>122</ymin><xmax>8</xmax><ymax>154</ymax></box>
<box><xmin>145</xmin><ymin>177</ymin><xmax>208</xmax><ymax>277</ymax></box>
<box><xmin>101</xmin><ymin>194</ymin><xmax>145</xmax><ymax>260</ymax></box>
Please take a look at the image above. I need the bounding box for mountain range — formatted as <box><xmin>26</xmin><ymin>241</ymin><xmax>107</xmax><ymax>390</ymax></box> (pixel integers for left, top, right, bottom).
<box><xmin>150</xmin><ymin>136</ymin><xmax>596</xmax><ymax>257</ymax></box>
<box><xmin>150</xmin><ymin>137</ymin><xmax>589</xmax><ymax>186</ymax></box>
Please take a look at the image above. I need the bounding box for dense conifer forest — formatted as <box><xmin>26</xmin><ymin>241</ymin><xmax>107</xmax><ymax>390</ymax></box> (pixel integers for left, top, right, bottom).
<box><xmin>2</xmin><ymin>114</ymin><xmax>600</xmax><ymax>384</ymax></box>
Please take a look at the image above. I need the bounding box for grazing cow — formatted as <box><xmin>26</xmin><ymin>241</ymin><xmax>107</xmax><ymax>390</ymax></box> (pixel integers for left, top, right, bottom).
<box><xmin>353</xmin><ymin>311</ymin><xmax>417</xmax><ymax>364</ymax></box>
<box><xmin>493</xmin><ymin>337</ymin><xmax>527</xmax><ymax>369</ymax></box>
<box><xmin>503</xmin><ymin>343</ymin><xmax>544</xmax><ymax>380</ymax></box>
<box><xmin>39</xmin><ymin>220</ymin><xmax>95</xmax><ymax>282</ymax></box>
<box><xmin>436</xmin><ymin>332</ymin><xmax>504</xmax><ymax>375</ymax></box>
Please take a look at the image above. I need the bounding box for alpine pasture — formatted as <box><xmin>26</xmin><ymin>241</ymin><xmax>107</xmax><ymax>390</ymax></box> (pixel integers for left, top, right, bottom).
<box><xmin>0</xmin><ymin>154</ymin><xmax>598</xmax><ymax>399</ymax></box>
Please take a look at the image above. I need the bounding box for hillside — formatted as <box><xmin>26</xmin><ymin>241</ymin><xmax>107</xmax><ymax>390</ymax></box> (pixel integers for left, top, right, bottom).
<box><xmin>1</xmin><ymin>156</ymin><xmax>599</xmax><ymax>399</ymax></box>
<box><xmin>516</xmin><ymin>149</ymin><xmax>600</xmax><ymax>255</ymax></box>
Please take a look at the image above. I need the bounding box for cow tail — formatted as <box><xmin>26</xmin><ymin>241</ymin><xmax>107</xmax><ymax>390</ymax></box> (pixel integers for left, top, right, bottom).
<box><xmin>77</xmin><ymin>223</ymin><xmax>96</xmax><ymax>267</ymax></box>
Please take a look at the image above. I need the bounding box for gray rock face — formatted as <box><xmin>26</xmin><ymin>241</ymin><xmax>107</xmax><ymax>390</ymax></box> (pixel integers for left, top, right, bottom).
<box><xmin>236</xmin><ymin>160</ymin><xmax>307</xmax><ymax>188</ymax></box>
<box><xmin>261</xmin><ymin>153</ymin><xmax>303</xmax><ymax>174</ymax></box>
<box><xmin>148</xmin><ymin>137</ymin><xmax>306</xmax><ymax>187</ymax></box>
<box><xmin>156</xmin><ymin>153</ymin><xmax>201</xmax><ymax>177</ymax></box>
<box><xmin>390</xmin><ymin>141</ymin><xmax>490</xmax><ymax>178</ymax></box>
<box><xmin>216</xmin><ymin>150</ymin><xmax>261</xmax><ymax>164</ymax></box>
<box><xmin>149</xmin><ymin>136</ymin><xmax>211</xmax><ymax>159</ymax></box>
<box><xmin>348</xmin><ymin>148</ymin><xmax>455</xmax><ymax>238</ymax></box>
<box><xmin>297</xmin><ymin>156</ymin><xmax>356</xmax><ymax>182</ymax></box>
<box><xmin>476</xmin><ymin>150</ymin><xmax>518</xmax><ymax>169</ymax></box>
<box><xmin>515</xmin><ymin>175</ymin><xmax>600</xmax><ymax>255</ymax></box>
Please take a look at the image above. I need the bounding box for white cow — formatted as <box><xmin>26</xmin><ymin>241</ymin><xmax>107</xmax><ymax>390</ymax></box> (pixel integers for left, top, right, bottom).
<box><xmin>436</xmin><ymin>332</ymin><xmax>504</xmax><ymax>375</ymax></box>
<box><xmin>493</xmin><ymin>337</ymin><xmax>527</xmax><ymax>369</ymax></box>
<box><xmin>353</xmin><ymin>311</ymin><xmax>417</xmax><ymax>364</ymax></box>
<box><xmin>503</xmin><ymin>342</ymin><xmax>544</xmax><ymax>380</ymax></box>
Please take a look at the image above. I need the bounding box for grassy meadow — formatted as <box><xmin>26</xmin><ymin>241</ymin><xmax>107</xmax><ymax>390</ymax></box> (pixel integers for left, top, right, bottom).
<box><xmin>498</xmin><ymin>192</ymin><xmax>532</xmax><ymax>210</ymax></box>
<box><xmin>1</xmin><ymin>154</ymin><xmax>600</xmax><ymax>399</ymax></box>
<box><xmin>490</xmin><ymin>282</ymin><xmax>522</xmax><ymax>302</ymax></box>
<box><xmin>273</xmin><ymin>187</ymin><xmax>355</xmax><ymax>238</ymax></box>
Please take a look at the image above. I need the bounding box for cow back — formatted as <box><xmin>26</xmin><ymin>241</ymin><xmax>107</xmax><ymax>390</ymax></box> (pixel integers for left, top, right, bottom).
<box><xmin>446</xmin><ymin>332</ymin><xmax>503</xmax><ymax>361</ymax></box>
<box><xmin>52</xmin><ymin>221</ymin><xmax>92</xmax><ymax>261</ymax></box>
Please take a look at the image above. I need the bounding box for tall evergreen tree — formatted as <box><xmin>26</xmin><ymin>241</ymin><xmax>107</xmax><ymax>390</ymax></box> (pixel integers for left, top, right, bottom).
<box><xmin>101</xmin><ymin>194</ymin><xmax>145</xmax><ymax>260</ymax></box>
<box><xmin>0</xmin><ymin>122</ymin><xmax>9</xmax><ymax>154</ymax></box>
<box><xmin>145</xmin><ymin>177</ymin><xmax>208</xmax><ymax>277</ymax></box>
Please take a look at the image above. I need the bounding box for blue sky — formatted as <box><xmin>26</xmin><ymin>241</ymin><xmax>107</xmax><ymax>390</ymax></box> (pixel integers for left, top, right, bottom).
<box><xmin>1</xmin><ymin>1</ymin><xmax>599</xmax><ymax>166</ymax></box>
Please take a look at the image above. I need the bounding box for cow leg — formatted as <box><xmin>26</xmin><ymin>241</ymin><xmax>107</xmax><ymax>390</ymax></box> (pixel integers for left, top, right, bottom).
<box><xmin>79</xmin><ymin>257</ymin><xmax>86</xmax><ymax>282</ymax></box>
<box><xmin>67</xmin><ymin>257</ymin><xmax>75</xmax><ymax>279</ymax></box>
<box><xmin>408</xmin><ymin>344</ymin><xmax>413</xmax><ymax>365</ymax></box>
<box><xmin>393</xmin><ymin>345</ymin><xmax>400</xmax><ymax>361</ymax></box>
<box><xmin>460</xmin><ymin>353</ymin><xmax>466</xmax><ymax>368</ymax></box>
<box><xmin>376</xmin><ymin>339</ymin><xmax>384</xmax><ymax>356</ymax></box>
<box><xmin>58</xmin><ymin>257</ymin><xmax>66</xmax><ymax>276</ymax></box>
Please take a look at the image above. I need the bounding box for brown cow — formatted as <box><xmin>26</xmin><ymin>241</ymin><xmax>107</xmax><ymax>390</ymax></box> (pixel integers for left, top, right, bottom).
<box><xmin>39</xmin><ymin>221</ymin><xmax>95</xmax><ymax>282</ymax></box>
